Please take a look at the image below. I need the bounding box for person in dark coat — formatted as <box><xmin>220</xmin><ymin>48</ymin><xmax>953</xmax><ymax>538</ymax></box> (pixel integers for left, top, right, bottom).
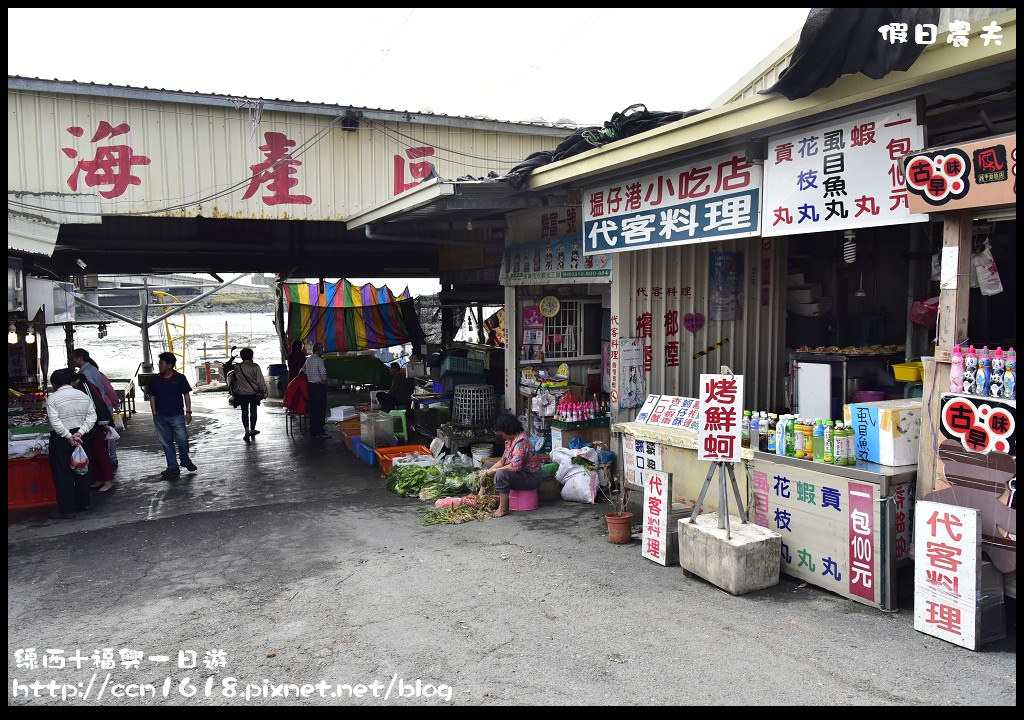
<box><xmin>287</xmin><ymin>340</ymin><xmax>308</xmax><ymax>382</ymax></box>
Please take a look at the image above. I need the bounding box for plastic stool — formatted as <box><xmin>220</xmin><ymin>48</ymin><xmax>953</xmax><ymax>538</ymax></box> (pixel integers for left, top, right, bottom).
<box><xmin>389</xmin><ymin>410</ymin><xmax>409</xmax><ymax>443</ymax></box>
<box><xmin>509</xmin><ymin>488</ymin><xmax>539</xmax><ymax>512</ymax></box>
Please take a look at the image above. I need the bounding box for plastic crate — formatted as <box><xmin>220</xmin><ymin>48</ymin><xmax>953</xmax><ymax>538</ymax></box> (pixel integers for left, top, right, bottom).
<box><xmin>337</xmin><ymin>418</ymin><xmax>360</xmax><ymax>438</ymax></box>
<box><xmin>441</xmin><ymin>372</ymin><xmax>482</xmax><ymax>393</ymax></box>
<box><xmin>353</xmin><ymin>438</ymin><xmax>376</xmax><ymax>466</ymax></box>
<box><xmin>440</xmin><ymin>355</ymin><xmax>484</xmax><ymax>377</ymax></box>
<box><xmin>375</xmin><ymin>444</ymin><xmax>432</xmax><ymax>474</ymax></box>
<box><xmin>8</xmin><ymin>457</ymin><xmax>57</xmax><ymax>510</ymax></box>
<box><xmin>892</xmin><ymin>361</ymin><xmax>923</xmax><ymax>382</ymax></box>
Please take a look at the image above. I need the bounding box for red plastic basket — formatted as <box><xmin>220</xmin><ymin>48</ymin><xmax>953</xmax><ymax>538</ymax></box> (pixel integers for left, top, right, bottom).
<box><xmin>8</xmin><ymin>457</ymin><xmax>57</xmax><ymax>510</ymax></box>
<box><xmin>375</xmin><ymin>444</ymin><xmax>432</xmax><ymax>474</ymax></box>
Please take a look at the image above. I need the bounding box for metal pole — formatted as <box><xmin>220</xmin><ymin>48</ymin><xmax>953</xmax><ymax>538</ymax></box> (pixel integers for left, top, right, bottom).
<box><xmin>727</xmin><ymin>462</ymin><xmax>748</xmax><ymax>523</ymax></box>
<box><xmin>140</xmin><ymin>281</ymin><xmax>152</xmax><ymax>373</ymax></box>
<box><xmin>718</xmin><ymin>462</ymin><xmax>728</xmax><ymax>532</ymax></box>
<box><xmin>225</xmin><ymin>322</ymin><xmax>229</xmax><ymax>356</ymax></box>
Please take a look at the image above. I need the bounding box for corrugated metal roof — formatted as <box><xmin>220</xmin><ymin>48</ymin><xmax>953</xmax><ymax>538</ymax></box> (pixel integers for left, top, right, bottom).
<box><xmin>7</xmin><ymin>75</ymin><xmax>576</xmax><ymax>136</ymax></box>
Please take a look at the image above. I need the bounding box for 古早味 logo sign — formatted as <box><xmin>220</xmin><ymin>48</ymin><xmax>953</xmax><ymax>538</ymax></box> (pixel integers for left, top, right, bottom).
<box><xmin>905</xmin><ymin>149</ymin><xmax>971</xmax><ymax>206</ymax></box>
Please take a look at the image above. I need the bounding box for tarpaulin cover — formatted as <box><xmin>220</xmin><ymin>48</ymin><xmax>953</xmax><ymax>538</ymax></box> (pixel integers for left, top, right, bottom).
<box><xmin>764</xmin><ymin>8</ymin><xmax>940</xmax><ymax>101</ymax></box>
<box><xmin>285</xmin><ymin>280</ymin><xmax>426</xmax><ymax>353</ymax></box>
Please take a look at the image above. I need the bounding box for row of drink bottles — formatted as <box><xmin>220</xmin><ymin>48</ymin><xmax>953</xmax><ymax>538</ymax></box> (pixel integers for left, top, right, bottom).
<box><xmin>949</xmin><ymin>344</ymin><xmax>1015</xmax><ymax>400</ymax></box>
<box><xmin>555</xmin><ymin>398</ymin><xmax>609</xmax><ymax>422</ymax></box>
<box><xmin>741</xmin><ymin>411</ymin><xmax>855</xmax><ymax>466</ymax></box>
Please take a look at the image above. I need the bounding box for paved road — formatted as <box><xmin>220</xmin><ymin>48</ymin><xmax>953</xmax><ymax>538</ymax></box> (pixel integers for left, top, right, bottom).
<box><xmin>8</xmin><ymin>393</ymin><xmax>1017</xmax><ymax>706</ymax></box>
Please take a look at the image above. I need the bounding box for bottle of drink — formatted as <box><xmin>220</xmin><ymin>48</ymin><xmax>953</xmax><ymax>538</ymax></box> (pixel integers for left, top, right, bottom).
<box><xmin>845</xmin><ymin>423</ymin><xmax>856</xmax><ymax>465</ymax></box>
<box><xmin>785</xmin><ymin>415</ymin><xmax>797</xmax><ymax>457</ymax></box>
<box><xmin>989</xmin><ymin>347</ymin><xmax>1005</xmax><ymax>398</ymax></box>
<box><xmin>775</xmin><ymin>414</ymin><xmax>788</xmax><ymax>456</ymax></box>
<box><xmin>1004</xmin><ymin>348</ymin><xmax>1016</xmax><ymax>400</ymax></box>
<box><xmin>963</xmin><ymin>345</ymin><xmax>979</xmax><ymax>394</ymax></box>
<box><xmin>978</xmin><ymin>346</ymin><xmax>992</xmax><ymax>396</ymax></box>
<box><xmin>812</xmin><ymin>418</ymin><xmax>825</xmax><ymax>462</ymax></box>
<box><xmin>823</xmin><ymin>419</ymin><xmax>834</xmax><ymax>464</ymax></box>
<box><xmin>949</xmin><ymin>345</ymin><xmax>964</xmax><ymax>393</ymax></box>
<box><xmin>759</xmin><ymin>412</ymin><xmax>770</xmax><ymax>451</ymax></box>
<box><xmin>792</xmin><ymin>419</ymin><xmax>805</xmax><ymax>459</ymax></box>
<box><xmin>741</xmin><ymin>410</ymin><xmax>751</xmax><ymax>448</ymax></box>
<box><xmin>749</xmin><ymin>412</ymin><xmax>759</xmax><ymax>451</ymax></box>
<box><xmin>833</xmin><ymin>422</ymin><xmax>845</xmax><ymax>465</ymax></box>
<box><xmin>803</xmin><ymin>419</ymin><xmax>815</xmax><ymax>460</ymax></box>
<box><xmin>767</xmin><ymin>413</ymin><xmax>778</xmax><ymax>453</ymax></box>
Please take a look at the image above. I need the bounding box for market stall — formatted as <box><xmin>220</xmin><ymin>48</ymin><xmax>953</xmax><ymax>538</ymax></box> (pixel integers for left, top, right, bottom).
<box><xmin>8</xmin><ymin>317</ymin><xmax>54</xmax><ymax>510</ymax></box>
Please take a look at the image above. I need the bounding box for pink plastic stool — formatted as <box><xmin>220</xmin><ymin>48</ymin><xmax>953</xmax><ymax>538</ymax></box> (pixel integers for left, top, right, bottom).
<box><xmin>509</xmin><ymin>488</ymin><xmax>539</xmax><ymax>512</ymax></box>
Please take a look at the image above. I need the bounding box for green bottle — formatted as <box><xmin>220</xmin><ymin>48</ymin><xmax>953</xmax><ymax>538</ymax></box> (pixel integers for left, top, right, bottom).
<box><xmin>823</xmin><ymin>419</ymin><xmax>834</xmax><ymax>464</ymax></box>
<box><xmin>812</xmin><ymin>418</ymin><xmax>825</xmax><ymax>462</ymax></box>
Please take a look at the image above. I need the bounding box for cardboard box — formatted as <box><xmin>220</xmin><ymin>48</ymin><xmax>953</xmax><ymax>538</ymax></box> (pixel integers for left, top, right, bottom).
<box><xmin>844</xmin><ymin>399</ymin><xmax>922</xmax><ymax>466</ymax></box>
<box><xmin>786</xmin><ymin>283</ymin><xmax>821</xmax><ymax>304</ymax></box>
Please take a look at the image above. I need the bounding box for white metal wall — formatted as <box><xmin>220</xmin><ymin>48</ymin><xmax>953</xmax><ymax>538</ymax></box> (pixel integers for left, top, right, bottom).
<box><xmin>7</xmin><ymin>89</ymin><xmax>557</xmax><ymax>221</ymax></box>
<box><xmin>610</xmin><ymin>234</ymin><xmax>788</xmax><ymax>414</ymax></box>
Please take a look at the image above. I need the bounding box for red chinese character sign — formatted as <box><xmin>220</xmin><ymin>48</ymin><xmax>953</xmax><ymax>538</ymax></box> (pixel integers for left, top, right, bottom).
<box><xmin>62</xmin><ymin>122</ymin><xmax>151</xmax><ymax>199</ymax></box>
<box><xmin>914</xmin><ymin>500</ymin><xmax>982</xmax><ymax>649</ymax></box>
<box><xmin>242</xmin><ymin>132</ymin><xmax>312</xmax><ymax>206</ymax></box>
<box><xmin>641</xmin><ymin>470</ymin><xmax>672</xmax><ymax>565</ymax></box>
<box><xmin>904</xmin><ymin>134</ymin><xmax>1015</xmax><ymax>213</ymax></box>
<box><xmin>393</xmin><ymin>146</ymin><xmax>437</xmax><ymax>195</ymax></box>
<box><xmin>698</xmin><ymin>374</ymin><xmax>744</xmax><ymax>463</ymax></box>
<box><xmin>763</xmin><ymin>101</ymin><xmax>928</xmax><ymax>237</ymax></box>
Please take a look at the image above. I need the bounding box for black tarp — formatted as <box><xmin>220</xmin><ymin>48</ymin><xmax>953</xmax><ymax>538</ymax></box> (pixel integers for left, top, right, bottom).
<box><xmin>763</xmin><ymin>8</ymin><xmax>940</xmax><ymax>101</ymax></box>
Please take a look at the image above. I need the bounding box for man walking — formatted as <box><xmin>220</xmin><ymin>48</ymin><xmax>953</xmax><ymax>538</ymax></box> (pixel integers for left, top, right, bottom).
<box><xmin>147</xmin><ymin>352</ymin><xmax>197</xmax><ymax>478</ymax></box>
<box><xmin>302</xmin><ymin>342</ymin><xmax>329</xmax><ymax>438</ymax></box>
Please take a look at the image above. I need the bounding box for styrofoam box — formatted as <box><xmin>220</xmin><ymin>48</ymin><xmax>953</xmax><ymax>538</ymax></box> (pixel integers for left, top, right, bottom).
<box><xmin>844</xmin><ymin>398</ymin><xmax>922</xmax><ymax>466</ymax></box>
<box><xmin>393</xmin><ymin>454</ymin><xmax>437</xmax><ymax>468</ymax></box>
<box><xmin>786</xmin><ymin>283</ymin><xmax>821</xmax><ymax>304</ymax></box>
<box><xmin>329</xmin><ymin>405</ymin><xmax>356</xmax><ymax>421</ymax></box>
<box><xmin>787</xmin><ymin>297</ymin><xmax>833</xmax><ymax>318</ymax></box>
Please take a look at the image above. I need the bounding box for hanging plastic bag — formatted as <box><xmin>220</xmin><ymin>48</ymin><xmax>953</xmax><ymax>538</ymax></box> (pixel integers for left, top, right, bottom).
<box><xmin>972</xmin><ymin>241</ymin><xmax>1004</xmax><ymax>296</ymax></box>
<box><xmin>105</xmin><ymin>426</ymin><xmax>121</xmax><ymax>441</ymax></box>
<box><xmin>70</xmin><ymin>444</ymin><xmax>90</xmax><ymax>475</ymax></box>
<box><xmin>113</xmin><ymin>413</ymin><xmax>125</xmax><ymax>432</ymax></box>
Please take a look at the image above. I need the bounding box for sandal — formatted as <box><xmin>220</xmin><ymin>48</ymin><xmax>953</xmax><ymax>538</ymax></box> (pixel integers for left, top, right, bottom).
<box><xmin>98</xmin><ymin>483</ymin><xmax>115</xmax><ymax>493</ymax></box>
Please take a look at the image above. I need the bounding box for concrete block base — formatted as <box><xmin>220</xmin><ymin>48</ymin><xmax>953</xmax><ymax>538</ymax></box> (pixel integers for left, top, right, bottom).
<box><xmin>677</xmin><ymin>514</ymin><xmax>782</xmax><ymax>595</ymax></box>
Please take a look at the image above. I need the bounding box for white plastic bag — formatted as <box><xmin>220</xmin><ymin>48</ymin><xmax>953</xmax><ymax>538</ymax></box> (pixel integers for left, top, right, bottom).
<box><xmin>70</xmin><ymin>444</ymin><xmax>90</xmax><ymax>475</ymax></box>
<box><xmin>105</xmin><ymin>426</ymin><xmax>121</xmax><ymax>441</ymax></box>
<box><xmin>560</xmin><ymin>467</ymin><xmax>597</xmax><ymax>504</ymax></box>
<box><xmin>972</xmin><ymin>242</ymin><xmax>1004</xmax><ymax>296</ymax></box>
<box><xmin>113</xmin><ymin>413</ymin><xmax>125</xmax><ymax>432</ymax></box>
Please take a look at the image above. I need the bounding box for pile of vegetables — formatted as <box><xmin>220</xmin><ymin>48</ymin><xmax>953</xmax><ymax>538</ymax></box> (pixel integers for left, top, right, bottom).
<box><xmin>420</xmin><ymin>493</ymin><xmax>498</xmax><ymax>525</ymax></box>
<box><xmin>384</xmin><ymin>457</ymin><xmax>480</xmax><ymax>498</ymax></box>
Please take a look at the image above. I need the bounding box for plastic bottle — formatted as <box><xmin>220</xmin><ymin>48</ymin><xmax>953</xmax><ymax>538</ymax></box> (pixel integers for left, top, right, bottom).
<box><xmin>749</xmin><ymin>412</ymin><xmax>759</xmax><ymax>451</ymax></box>
<box><xmin>767</xmin><ymin>413</ymin><xmax>778</xmax><ymax>453</ymax></box>
<box><xmin>803</xmin><ymin>419</ymin><xmax>815</xmax><ymax>460</ymax></box>
<box><xmin>989</xmin><ymin>347</ymin><xmax>1005</xmax><ymax>398</ymax></box>
<box><xmin>823</xmin><ymin>419</ymin><xmax>834</xmax><ymax>464</ymax></box>
<box><xmin>741</xmin><ymin>410</ymin><xmax>751</xmax><ymax>448</ymax></box>
<box><xmin>792</xmin><ymin>419</ymin><xmax>805</xmax><ymax>459</ymax></box>
<box><xmin>1004</xmin><ymin>348</ymin><xmax>1016</xmax><ymax>400</ymax></box>
<box><xmin>812</xmin><ymin>419</ymin><xmax>825</xmax><ymax>462</ymax></box>
<box><xmin>949</xmin><ymin>345</ymin><xmax>964</xmax><ymax>393</ymax></box>
<box><xmin>963</xmin><ymin>345</ymin><xmax>979</xmax><ymax>394</ymax></box>
<box><xmin>844</xmin><ymin>423</ymin><xmax>857</xmax><ymax>465</ymax></box>
<box><xmin>759</xmin><ymin>412</ymin><xmax>770</xmax><ymax>452</ymax></box>
<box><xmin>785</xmin><ymin>415</ymin><xmax>797</xmax><ymax>457</ymax></box>
<box><xmin>832</xmin><ymin>422</ymin><xmax>845</xmax><ymax>465</ymax></box>
<box><xmin>978</xmin><ymin>346</ymin><xmax>992</xmax><ymax>396</ymax></box>
<box><xmin>775</xmin><ymin>414</ymin><xmax>788</xmax><ymax>456</ymax></box>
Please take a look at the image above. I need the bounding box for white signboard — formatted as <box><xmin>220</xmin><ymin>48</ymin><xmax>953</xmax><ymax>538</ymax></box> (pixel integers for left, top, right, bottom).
<box><xmin>914</xmin><ymin>500</ymin><xmax>981</xmax><ymax>649</ymax></box>
<box><xmin>763</xmin><ymin>100</ymin><xmax>928</xmax><ymax>237</ymax></box>
<box><xmin>641</xmin><ymin>470</ymin><xmax>672</xmax><ymax>566</ymax></box>
<box><xmin>697</xmin><ymin>374</ymin><xmax>744</xmax><ymax>463</ymax></box>
<box><xmin>583</xmin><ymin>151</ymin><xmax>763</xmax><ymax>254</ymax></box>
<box><xmin>634</xmin><ymin>394</ymin><xmax>661</xmax><ymax>424</ymax></box>
<box><xmin>622</xmin><ymin>433</ymin><xmax>663</xmax><ymax>488</ymax></box>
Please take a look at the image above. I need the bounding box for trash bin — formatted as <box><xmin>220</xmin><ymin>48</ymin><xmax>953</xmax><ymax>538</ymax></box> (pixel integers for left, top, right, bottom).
<box><xmin>267</xmin><ymin>364</ymin><xmax>286</xmax><ymax>399</ymax></box>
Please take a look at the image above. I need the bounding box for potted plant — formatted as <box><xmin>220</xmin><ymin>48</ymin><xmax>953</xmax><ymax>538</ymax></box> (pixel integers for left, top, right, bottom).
<box><xmin>600</xmin><ymin>476</ymin><xmax>633</xmax><ymax>544</ymax></box>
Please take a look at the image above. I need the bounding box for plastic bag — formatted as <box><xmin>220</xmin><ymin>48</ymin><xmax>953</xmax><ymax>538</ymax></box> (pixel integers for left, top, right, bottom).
<box><xmin>70</xmin><ymin>444</ymin><xmax>90</xmax><ymax>475</ymax></box>
<box><xmin>113</xmin><ymin>413</ymin><xmax>125</xmax><ymax>432</ymax></box>
<box><xmin>973</xmin><ymin>242</ymin><xmax>1004</xmax><ymax>296</ymax></box>
<box><xmin>105</xmin><ymin>426</ymin><xmax>121</xmax><ymax>441</ymax></box>
<box><xmin>560</xmin><ymin>467</ymin><xmax>597</xmax><ymax>503</ymax></box>
<box><xmin>908</xmin><ymin>296</ymin><xmax>939</xmax><ymax>328</ymax></box>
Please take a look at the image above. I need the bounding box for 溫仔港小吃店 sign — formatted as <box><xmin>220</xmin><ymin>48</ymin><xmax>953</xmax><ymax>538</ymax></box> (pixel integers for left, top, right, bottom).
<box><xmin>763</xmin><ymin>100</ymin><xmax>928</xmax><ymax>237</ymax></box>
<box><xmin>582</xmin><ymin>152</ymin><xmax>763</xmax><ymax>254</ymax></box>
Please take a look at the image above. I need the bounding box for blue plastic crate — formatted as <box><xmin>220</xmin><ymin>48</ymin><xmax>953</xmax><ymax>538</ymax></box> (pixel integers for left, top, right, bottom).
<box><xmin>352</xmin><ymin>438</ymin><xmax>376</xmax><ymax>466</ymax></box>
<box><xmin>440</xmin><ymin>355</ymin><xmax>484</xmax><ymax>377</ymax></box>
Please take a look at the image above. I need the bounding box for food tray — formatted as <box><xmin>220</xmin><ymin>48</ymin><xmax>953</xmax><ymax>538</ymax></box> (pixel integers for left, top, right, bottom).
<box><xmin>375</xmin><ymin>444</ymin><xmax>432</xmax><ymax>474</ymax></box>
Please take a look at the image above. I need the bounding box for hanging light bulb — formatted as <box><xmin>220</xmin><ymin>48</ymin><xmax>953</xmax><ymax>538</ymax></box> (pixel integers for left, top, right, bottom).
<box><xmin>843</xmin><ymin>230</ymin><xmax>857</xmax><ymax>263</ymax></box>
<box><xmin>7</xmin><ymin>324</ymin><xmax>17</xmax><ymax>344</ymax></box>
<box><xmin>25</xmin><ymin>326</ymin><xmax>36</xmax><ymax>344</ymax></box>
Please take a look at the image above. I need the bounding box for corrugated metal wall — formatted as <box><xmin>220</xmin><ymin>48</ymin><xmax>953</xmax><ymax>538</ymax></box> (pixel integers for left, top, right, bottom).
<box><xmin>7</xmin><ymin>89</ymin><xmax>557</xmax><ymax>221</ymax></box>
<box><xmin>613</xmin><ymin>234</ymin><xmax>788</xmax><ymax>412</ymax></box>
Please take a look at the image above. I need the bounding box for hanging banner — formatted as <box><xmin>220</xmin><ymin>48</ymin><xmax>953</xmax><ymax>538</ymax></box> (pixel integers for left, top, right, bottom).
<box><xmin>618</xmin><ymin>338</ymin><xmax>647</xmax><ymax>409</ymax></box>
<box><xmin>763</xmin><ymin>100</ymin><xmax>928</xmax><ymax>237</ymax></box>
<box><xmin>698</xmin><ymin>374</ymin><xmax>743</xmax><ymax>463</ymax></box>
<box><xmin>904</xmin><ymin>134</ymin><xmax>1016</xmax><ymax>213</ymax></box>
<box><xmin>500</xmin><ymin>236</ymin><xmax>612</xmax><ymax>285</ymax></box>
<box><xmin>583</xmin><ymin>151</ymin><xmax>762</xmax><ymax>255</ymax></box>
<box><xmin>521</xmin><ymin>305</ymin><xmax>544</xmax><ymax>346</ymax></box>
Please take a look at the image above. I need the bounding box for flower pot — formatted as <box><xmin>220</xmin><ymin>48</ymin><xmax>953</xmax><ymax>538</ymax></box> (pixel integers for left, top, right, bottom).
<box><xmin>605</xmin><ymin>511</ymin><xmax>634</xmax><ymax>544</ymax></box>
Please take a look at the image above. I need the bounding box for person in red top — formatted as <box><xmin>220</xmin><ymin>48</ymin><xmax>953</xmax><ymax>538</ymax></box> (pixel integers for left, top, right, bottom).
<box><xmin>483</xmin><ymin>411</ymin><xmax>542</xmax><ymax>517</ymax></box>
<box><xmin>287</xmin><ymin>340</ymin><xmax>308</xmax><ymax>382</ymax></box>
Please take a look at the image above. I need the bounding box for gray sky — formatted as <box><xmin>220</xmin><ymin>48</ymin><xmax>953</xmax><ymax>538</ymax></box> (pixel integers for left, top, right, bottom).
<box><xmin>8</xmin><ymin>8</ymin><xmax>810</xmax><ymax>125</ymax></box>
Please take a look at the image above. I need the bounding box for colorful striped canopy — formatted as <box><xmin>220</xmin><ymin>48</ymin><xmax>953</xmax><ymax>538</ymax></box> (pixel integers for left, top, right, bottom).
<box><xmin>285</xmin><ymin>280</ymin><xmax>421</xmax><ymax>352</ymax></box>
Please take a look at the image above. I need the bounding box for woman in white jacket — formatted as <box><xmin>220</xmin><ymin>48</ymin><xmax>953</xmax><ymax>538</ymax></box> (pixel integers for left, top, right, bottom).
<box><xmin>229</xmin><ymin>348</ymin><xmax>269</xmax><ymax>442</ymax></box>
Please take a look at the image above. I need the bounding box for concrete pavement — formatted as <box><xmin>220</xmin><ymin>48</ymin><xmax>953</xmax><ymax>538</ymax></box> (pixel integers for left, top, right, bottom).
<box><xmin>7</xmin><ymin>390</ymin><xmax>1017</xmax><ymax>706</ymax></box>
